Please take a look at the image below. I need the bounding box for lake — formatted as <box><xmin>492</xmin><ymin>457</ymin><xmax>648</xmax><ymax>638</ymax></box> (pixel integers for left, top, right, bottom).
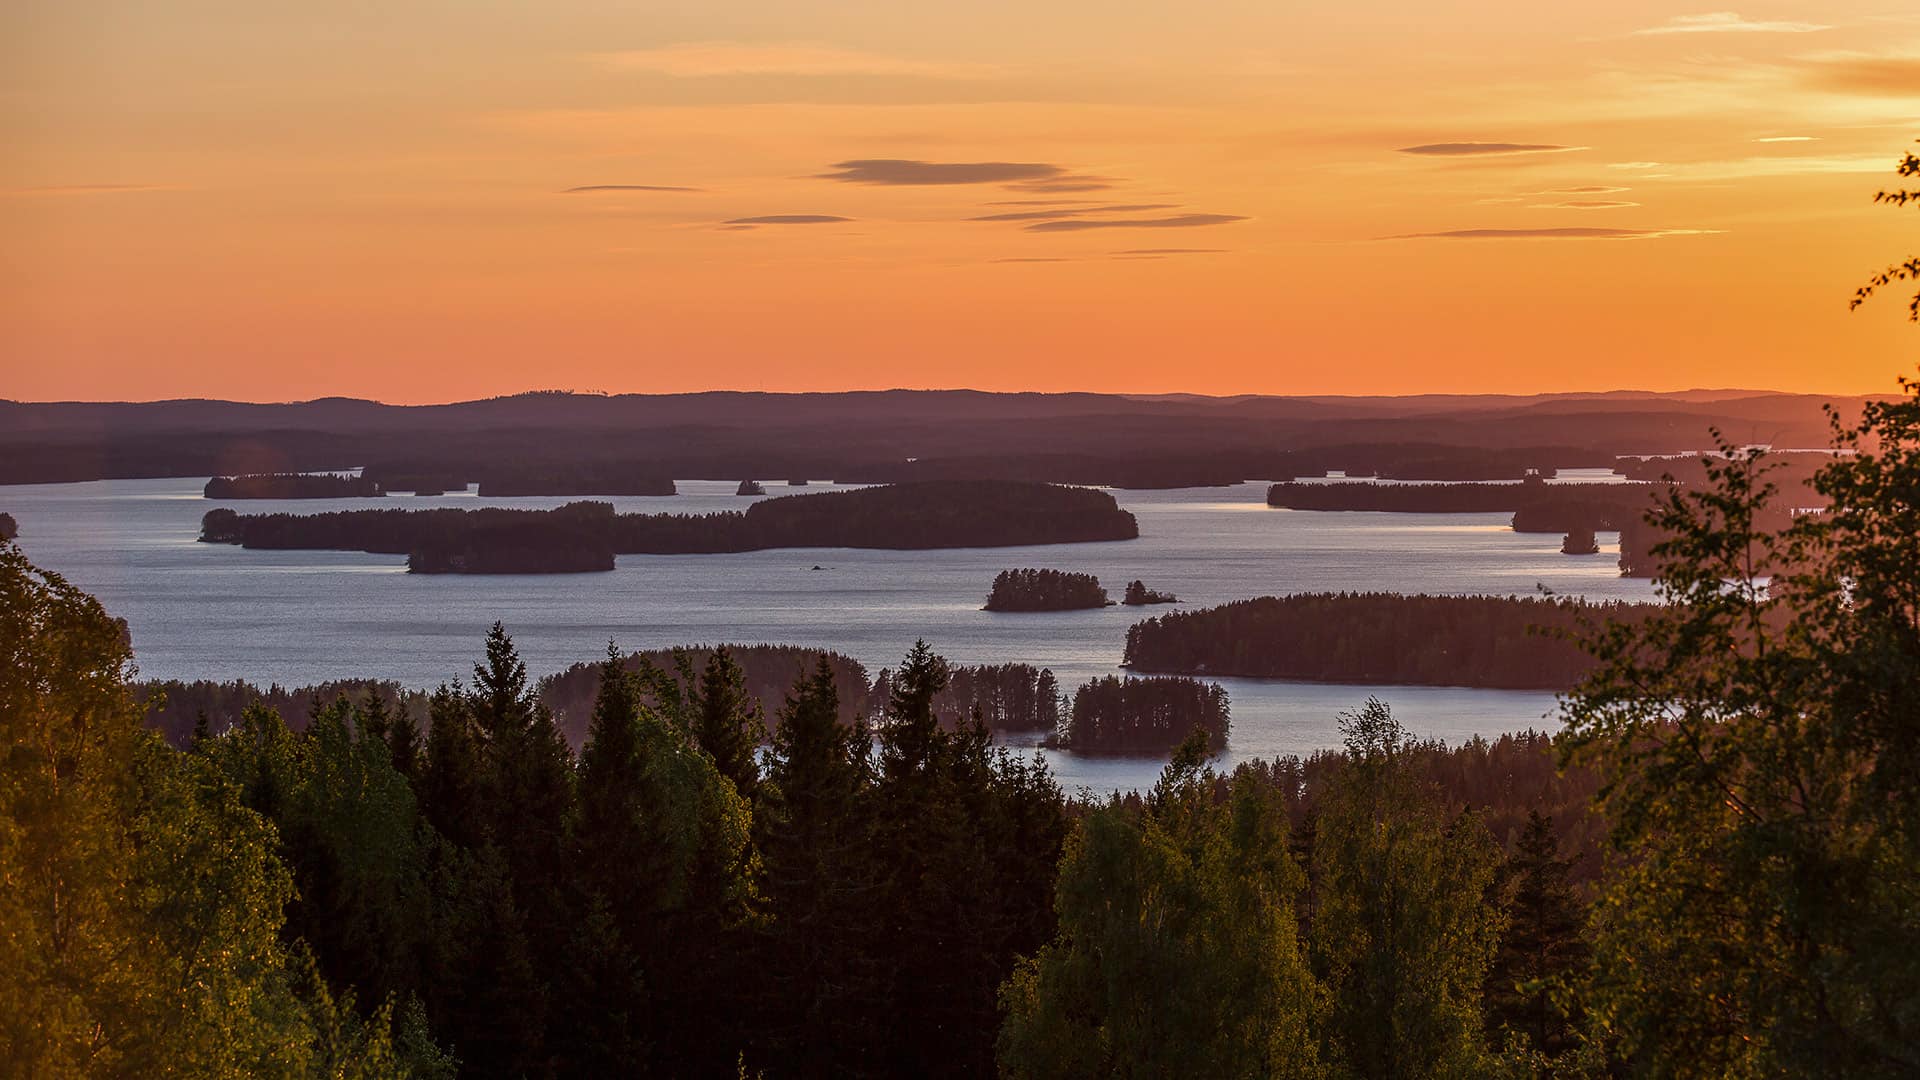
<box><xmin>0</xmin><ymin>472</ymin><xmax>1658</xmax><ymax>794</ymax></box>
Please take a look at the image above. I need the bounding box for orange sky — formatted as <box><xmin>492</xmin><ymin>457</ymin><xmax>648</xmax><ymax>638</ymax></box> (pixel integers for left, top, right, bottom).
<box><xmin>3</xmin><ymin>2</ymin><xmax>1918</xmax><ymax>402</ymax></box>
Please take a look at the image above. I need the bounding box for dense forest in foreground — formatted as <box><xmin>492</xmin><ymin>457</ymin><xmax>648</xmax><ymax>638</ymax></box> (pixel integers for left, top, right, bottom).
<box><xmin>1123</xmin><ymin>593</ymin><xmax>1657</xmax><ymax>690</ymax></box>
<box><xmin>201</xmin><ymin>481</ymin><xmax>1139</xmax><ymax>560</ymax></box>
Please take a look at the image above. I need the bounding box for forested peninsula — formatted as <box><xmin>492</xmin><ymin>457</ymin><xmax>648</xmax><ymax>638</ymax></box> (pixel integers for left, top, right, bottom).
<box><xmin>204</xmin><ymin>473</ymin><xmax>383</xmax><ymax>499</ymax></box>
<box><xmin>1123</xmin><ymin>592</ymin><xmax>1658</xmax><ymax>690</ymax></box>
<box><xmin>1266</xmin><ymin>479</ymin><xmax>1666</xmax><ymax>532</ymax></box>
<box><xmin>200</xmin><ymin>482</ymin><xmax>1138</xmax><ymax>568</ymax></box>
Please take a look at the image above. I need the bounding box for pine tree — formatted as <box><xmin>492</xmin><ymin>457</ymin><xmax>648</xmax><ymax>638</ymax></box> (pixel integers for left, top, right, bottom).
<box><xmin>694</xmin><ymin>645</ymin><xmax>765</xmax><ymax>800</ymax></box>
<box><xmin>759</xmin><ymin>658</ymin><xmax>881</xmax><ymax>1074</ymax></box>
<box><xmin>1486</xmin><ymin>811</ymin><xmax>1589</xmax><ymax>1059</ymax></box>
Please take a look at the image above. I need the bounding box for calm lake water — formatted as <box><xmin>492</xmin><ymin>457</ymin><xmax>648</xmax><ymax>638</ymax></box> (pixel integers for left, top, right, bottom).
<box><xmin>1</xmin><ymin>472</ymin><xmax>1658</xmax><ymax>794</ymax></box>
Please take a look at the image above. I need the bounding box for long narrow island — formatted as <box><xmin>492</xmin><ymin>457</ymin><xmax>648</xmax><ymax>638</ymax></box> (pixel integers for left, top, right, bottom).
<box><xmin>200</xmin><ymin>481</ymin><xmax>1139</xmax><ymax>572</ymax></box>
<box><xmin>1123</xmin><ymin>592</ymin><xmax>1659</xmax><ymax>691</ymax></box>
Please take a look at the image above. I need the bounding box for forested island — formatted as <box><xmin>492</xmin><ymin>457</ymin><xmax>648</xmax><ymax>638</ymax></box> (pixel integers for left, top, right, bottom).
<box><xmin>199</xmin><ymin>481</ymin><xmax>1138</xmax><ymax>562</ymax></box>
<box><xmin>737</xmin><ymin>480</ymin><xmax>765</xmax><ymax>496</ymax></box>
<box><xmin>1123</xmin><ymin>592</ymin><xmax>1658</xmax><ymax>690</ymax></box>
<box><xmin>204</xmin><ymin>472</ymin><xmax>383</xmax><ymax>499</ymax></box>
<box><xmin>1051</xmin><ymin>674</ymin><xmax>1229</xmax><ymax>754</ymax></box>
<box><xmin>984</xmin><ymin>568</ymin><xmax>1112</xmax><ymax>611</ymax></box>
<box><xmin>1121</xmin><ymin>579</ymin><xmax>1177</xmax><ymax>605</ymax></box>
<box><xmin>0</xmin><ymin>512</ymin><xmax>14</xmax><ymax>541</ymax></box>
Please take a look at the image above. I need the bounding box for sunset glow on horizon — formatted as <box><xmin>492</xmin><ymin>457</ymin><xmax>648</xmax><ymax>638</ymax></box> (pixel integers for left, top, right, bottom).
<box><xmin>5</xmin><ymin>1</ymin><xmax>1919</xmax><ymax>402</ymax></box>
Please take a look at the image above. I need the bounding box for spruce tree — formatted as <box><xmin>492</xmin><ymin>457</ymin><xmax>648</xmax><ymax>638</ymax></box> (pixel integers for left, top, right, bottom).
<box><xmin>760</xmin><ymin>657</ymin><xmax>880</xmax><ymax>1074</ymax></box>
<box><xmin>1486</xmin><ymin>811</ymin><xmax>1588</xmax><ymax>1059</ymax></box>
<box><xmin>694</xmin><ymin>645</ymin><xmax>765</xmax><ymax>799</ymax></box>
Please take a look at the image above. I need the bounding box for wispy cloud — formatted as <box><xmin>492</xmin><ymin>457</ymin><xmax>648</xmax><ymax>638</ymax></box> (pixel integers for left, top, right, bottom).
<box><xmin>1609</xmin><ymin>162</ymin><xmax>1666</xmax><ymax>170</ymax></box>
<box><xmin>969</xmin><ymin>203</ymin><xmax>1177</xmax><ymax>222</ymax></box>
<box><xmin>1752</xmin><ymin>136</ymin><xmax>1819</xmax><ymax>143</ymax></box>
<box><xmin>1114</xmin><ymin>248</ymin><xmax>1226</xmax><ymax>255</ymax></box>
<box><xmin>1398</xmin><ymin>143</ymin><xmax>1585</xmax><ymax>157</ymax></box>
<box><xmin>1527</xmin><ymin>185</ymin><xmax>1631</xmax><ymax>194</ymax></box>
<box><xmin>1800</xmin><ymin>54</ymin><xmax>1920</xmax><ymax>96</ymax></box>
<box><xmin>1025</xmin><ymin>213</ymin><xmax>1246</xmax><ymax>233</ymax></box>
<box><xmin>818</xmin><ymin>159</ymin><xmax>1063</xmax><ymax>186</ymax></box>
<box><xmin>1528</xmin><ymin>200</ymin><xmax>1640</xmax><ymax>209</ymax></box>
<box><xmin>1633</xmin><ymin>12</ymin><xmax>1830</xmax><ymax>35</ymax></box>
<box><xmin>722</xmin><ymin>214</ymin><xmax>854</xmax><ymax>226</ymax></box>
<box><xmin>598</xmin><ymin>43</ymin><xmax>990</xmax><ymax>79</ymax></box>
<box><xmin>1387</xmin><ymin>227</ymin><xmax>1718</xmax><ymax>240</ymax></box>
<box><xmin>1004</xmin><ymin>174</ymin><xmax>1120</xmax><ymax>193</ymax></box>
<box><xmin>564</xmin><ymin>184</ymin><xmax>703</xmax><ymax>193</ymax></box>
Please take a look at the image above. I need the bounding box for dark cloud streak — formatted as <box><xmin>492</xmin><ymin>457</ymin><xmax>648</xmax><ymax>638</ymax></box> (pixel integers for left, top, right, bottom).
<box><xmin>817</xmin><ymin>159</ymin><xmax>1062</xmax><ymax>185</ymax></box>
<box><xmin>1025</xmin><ymin>213</ymin><xmax>1246</xmax><ymax>232</ymax></box>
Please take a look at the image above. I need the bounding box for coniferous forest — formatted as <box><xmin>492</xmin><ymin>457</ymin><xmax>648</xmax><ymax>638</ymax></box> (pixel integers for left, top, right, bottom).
<box><xmin>13</xmin><ymin>365</ymin><xmax>1920</xmax><ymax>1076</ymax></box>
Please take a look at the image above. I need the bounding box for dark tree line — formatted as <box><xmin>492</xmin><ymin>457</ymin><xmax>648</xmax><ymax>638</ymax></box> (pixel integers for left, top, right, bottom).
<box><xmin>201</xmin><ymin>482</ymin><xmax>1139</xmax><ymax>557</ymax></box>
<box><xmin>1124</xmin><ymin>592</ymin><xmax>1658</xmax><ymax>690</ymax></box>
<box><xmin>984</xmin><ymin>568</ymin><xmax>1112</xmax><ymax>611</ymax></box>
<box><xmin>0</xmin><ymin>511</ymin><xmax>14</xmax><ymax>541</ymax></box>
<box><xmin>1054</xmin><ymin>674</ymin><xmax>1229</xmax><ymax>754</ymax></box>
<box><xmin>1267</xmin><ymin>479</ymin><xmax>1664</xmax><ymax>534</ymax></box>
<box><xmin>205</xmin><ymin>472</ymin><xmax>384</xmax><ymax>499</ymax></box>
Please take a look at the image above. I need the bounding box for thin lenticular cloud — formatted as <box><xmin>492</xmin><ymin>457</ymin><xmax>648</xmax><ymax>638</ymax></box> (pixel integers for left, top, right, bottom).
<box><xmin>564</xmin><ymin>184</ymin><xmax>704</xmax><ymax>193</ymax></box>
<box><xmin>1388</xmin><ymin>227</ymin><xmax>1718</xmax><ymax>240</ymax></box>
<box><xmin>818</xmin><ymin>159</ymin><xmax>1062</xmax><ymax>185</ymax></box>
<box><xmin>1752</xmin><ymin>136</ymin><xmax>1819</xmax><ymax>143</ymax></box>
<box><xmin>1634</xmin><ymin>12</ymin><xmax>1830</xmax><ymax>35</ymax></box>
<box><xmin>1398</xmin><ymin>143</ymin><xmax>1584</xmax><ymax>156</ymax></box>
<box><xmin>1113</xmin><ymin>248</ymin><xmax>1226</xmax><ymax>255</ymax></box>
<box><xmin>1025</xmin><ymin>213</ymin><xmax>1247</xmax><ymax>233</ymax></box>
<box><xmin>1528</xmin><ymin>200</ymin><xmax>1641</xmax><ymax>209</ymax></box>
<box><xmin>969</xmin><ymin>203</ymin><xmax>1177</xmax><ymax>222</ymax></box>
<box><xmin>722</xmin><ymin>214</ymin><xmax>853</xmax><ymax>226</ymax></box>
<box><xmin>1004</xmin><ymin>174</ymin><xmax>1120</xmax><ymax>193</ymax></box>
<box><xmin>1527</xmin><ymin>186</ymin><xmax>1630</xmax><ymax>194</ymax></box>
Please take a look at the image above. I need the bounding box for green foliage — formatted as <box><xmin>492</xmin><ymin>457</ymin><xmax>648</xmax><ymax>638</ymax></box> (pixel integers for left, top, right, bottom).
<box><xmin>1307</xmin><ymin>700</ymin><xmax>1504</xmax><ymax>1079</ymax></box>
<box><xmin>1564</xmin><ymin>396</ymin><xmax>1920</xmax><ymax>1074</ymax></box>
<box><xmin>0</xmin><ymin>541</ymin><xmax>404</xmax><ymax>1077</ymax></box>
<box><xmin>999</xmin><ymin>755</ymin><xmax>1325</xmax><ymax>1079</ymax></box>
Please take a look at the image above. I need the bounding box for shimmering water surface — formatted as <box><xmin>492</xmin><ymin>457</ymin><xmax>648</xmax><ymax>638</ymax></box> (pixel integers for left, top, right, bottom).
<box><xmin>1</xmin><ymin>472</ymin><xmax>1657</xmax><ymax>793</ymax></box>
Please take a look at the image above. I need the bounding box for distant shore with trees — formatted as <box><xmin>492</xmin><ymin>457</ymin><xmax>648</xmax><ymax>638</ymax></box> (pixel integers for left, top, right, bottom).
<box><xmin>1124</xmin><ymin>592</ymin><xmax>1658</xmax><ymax>690</ymax></box>
<box><xmin>199</xmin><ymin>482</ymin><xmax>1139</xmax><ymax>569</ymax></box>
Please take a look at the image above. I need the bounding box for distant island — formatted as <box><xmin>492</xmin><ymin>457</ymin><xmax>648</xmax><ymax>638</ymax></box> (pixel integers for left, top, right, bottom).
<box><xmin>1123</xmin><ymin>592</ymin><xmax>1659</xmax><ymax>690</ymax></box>
<box><xmin>737</xmin><ymin>480</ymin><xmax>765</xmax><ymax>496</ymax></box>
<box><xmin>0</xmin><ymin>512</ymin><xmax>15</xmax><ymax>541</ymax></box>
<box><xmin>200</xmin><ymin>481</ymin><xmax>1139</xmax><ymax>561</ymax></box>
<box><xmin>1048</xmin><ymin>674</ymin><xmax>1229</xmax><ymax>755</ymax></box>
<box><xmin>204</xmin><ymin>473</ymin><xmax>382</xmax><ymax>499</ymax></box>
<box><xmin>984</xmin><ymin>569</ymin><xmax>1112</xmax><ymax>611</ymax></box>
<box><xmin>1561</xmin><ymin>526</ymin><xmax>1600</xmax><ymax>555</ymax></box>
<box><xmin>1121</xmin><ymin>579</ymin><xmax>1177</xmax><ymax>605</ymax></box>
